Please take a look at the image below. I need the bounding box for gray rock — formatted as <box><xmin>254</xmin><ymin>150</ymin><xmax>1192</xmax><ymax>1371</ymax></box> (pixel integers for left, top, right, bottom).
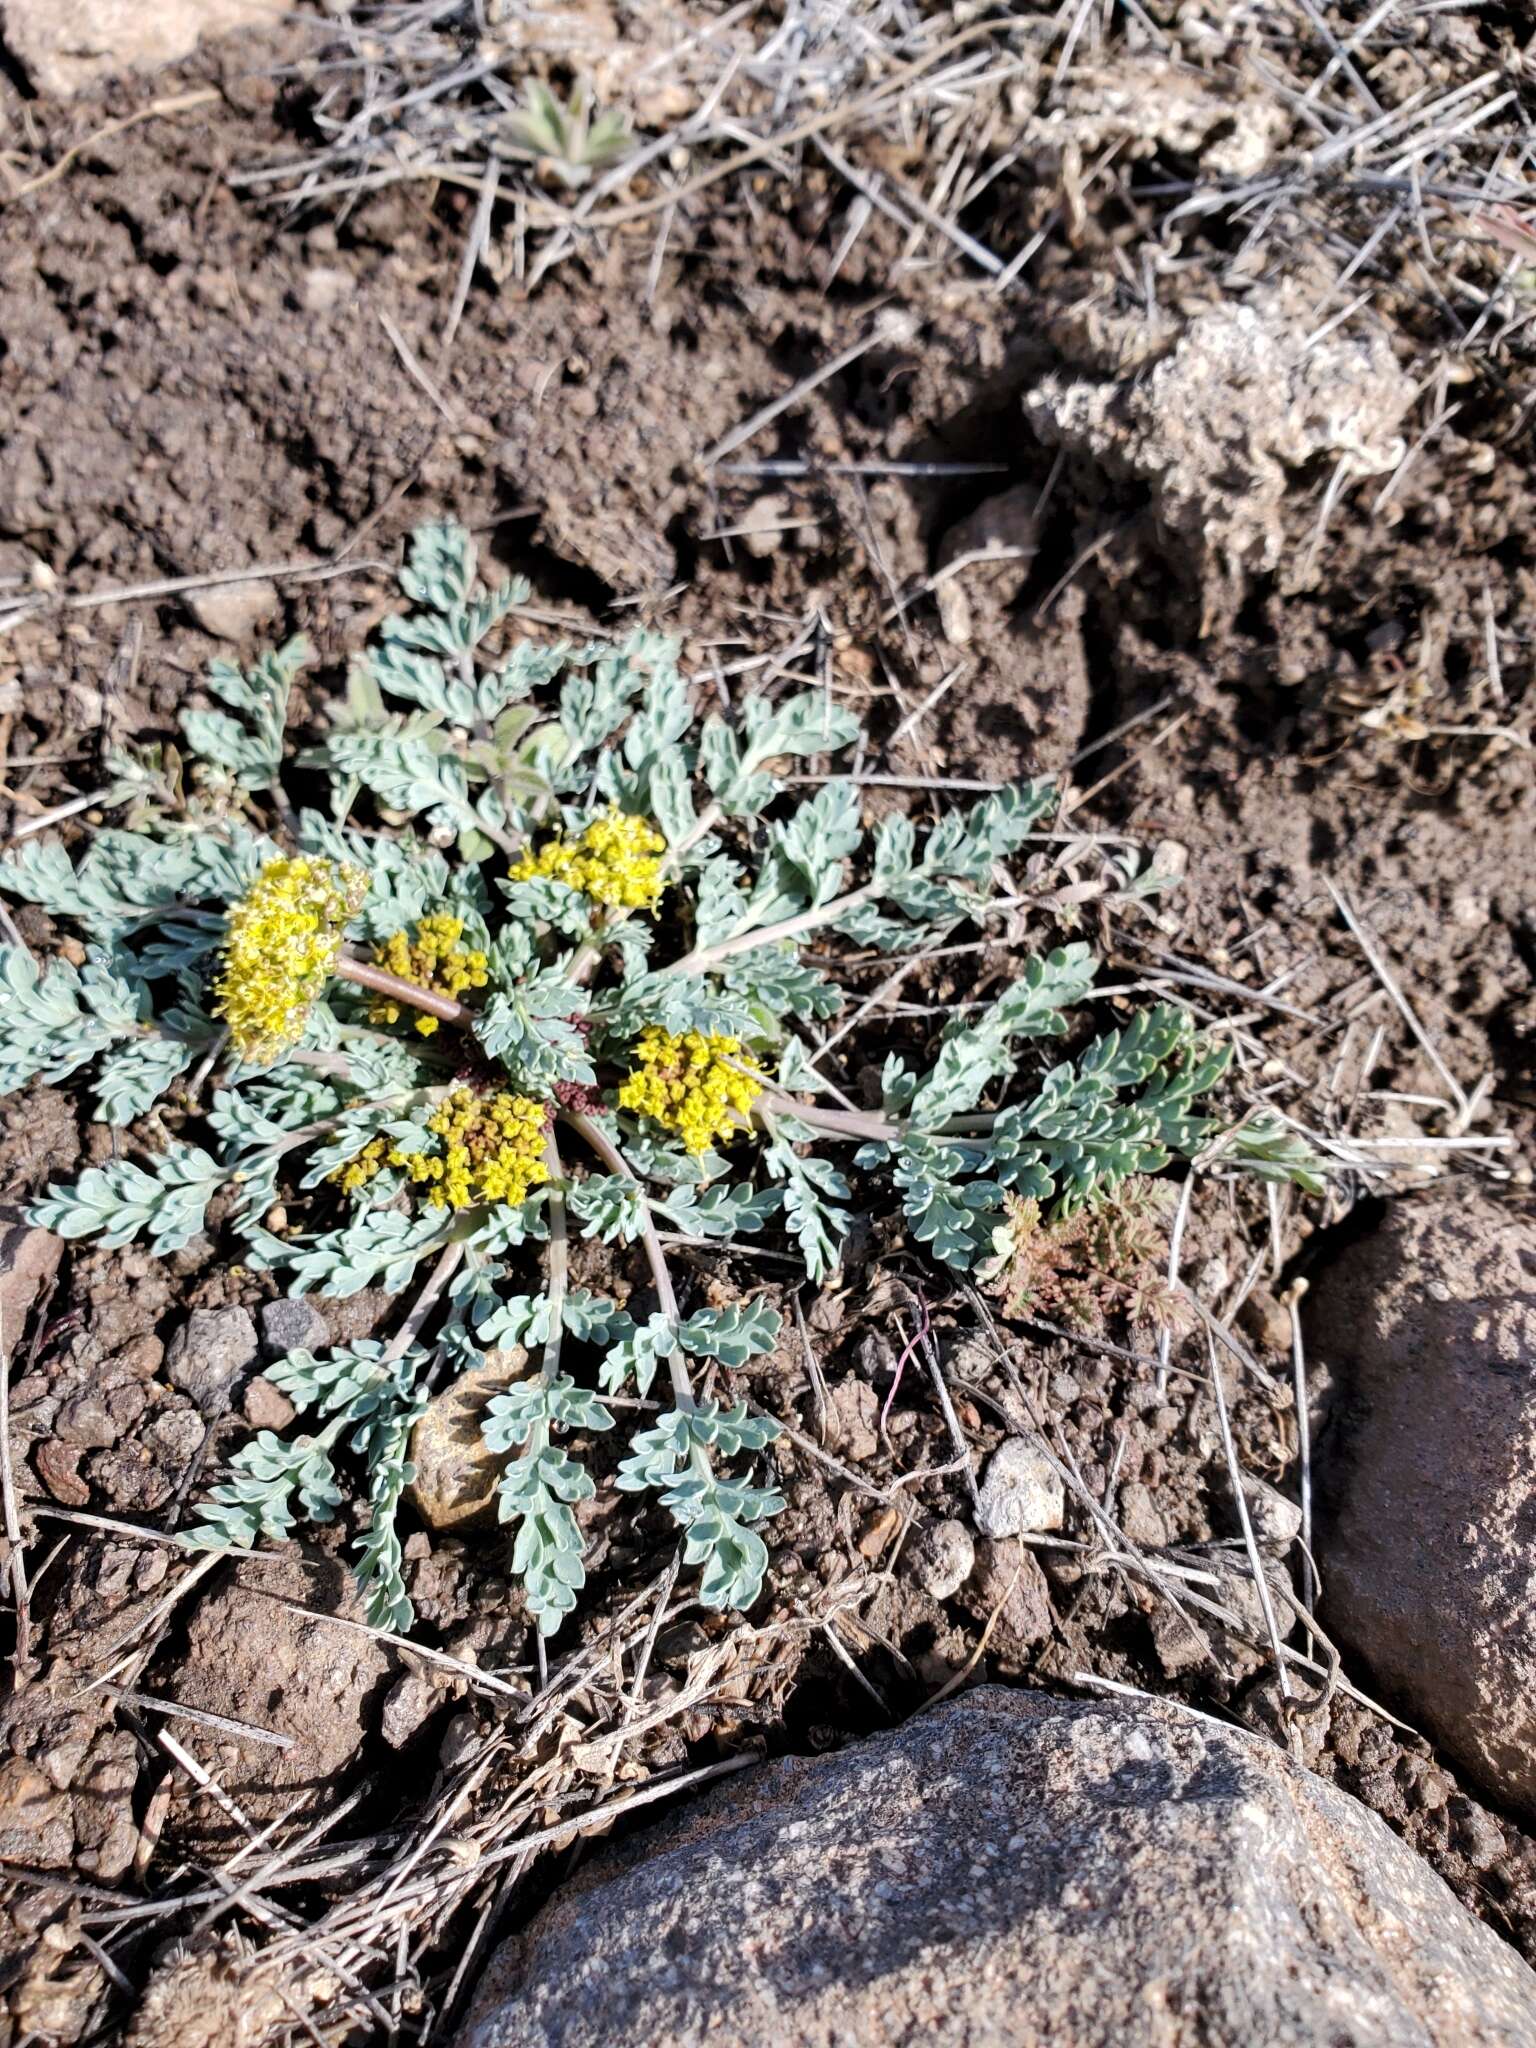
<box><xmin>186</xmin><ymin>577</ymin><xmax>281</xmax><ymax>643</ymax></box>
<box><xmin>1310</xmin><ymin>1192</ymin><xmax>1536</xmax><ymax>1818</ymax></box>
<box><xmin>975</xmin><ymin>1436</ymin><xmax>1065</xmax><ymax>1538</ymax></box>
<box><xmin>163</xmin><ymin>1306</ymin><xmax>258</xmax><ymax>1414</ymax></box>
<box><xmin>380</xmin><ymin>1673</ymin><xmax>440</xmax><ymax>1750</ymax></box>
<box><xmin>908</xmin><ymin>1519</ymin><xmax>975</xmax><ymax>1601</ymax></box>
<box><xmin>259</xmin><ymin>1297</ymin><xmax>330</xmax><ymax>1361</ymax></box>
<box><xmin>457</xmin><ymin>1688</ymin><xmax>1536</xmax><ymax>2048</ymax></box>
<box><xmin>1242</xmin><ymin>1475</ymin><xmax>1303</xmax><ymax>1547</ymax></box>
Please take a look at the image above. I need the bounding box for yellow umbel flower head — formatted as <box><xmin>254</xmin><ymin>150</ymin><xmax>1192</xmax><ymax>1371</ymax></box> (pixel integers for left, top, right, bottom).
<box><xmin>214</xmin><ymin>856</ymin><xmax>366</xmax><ymax>1064</ymax></box>
<box><xmin>369</xmin><ymin>913</ymin><xmax>489</xmax><ymax>1037</ymax></box>
<box><xmin>617</xmin><ymin>1027</ymin><xmax>764</xmax><ymax>1155</ymax></box>
<box><xmin>509</xmin><ymin>807</ymin><xmax>666</xmax><ymax>911</ymax></box>
<box><xmin>391</xmin><ymin>1086</ymin><xmax>552</xmax><ymax>1210</ymax></box>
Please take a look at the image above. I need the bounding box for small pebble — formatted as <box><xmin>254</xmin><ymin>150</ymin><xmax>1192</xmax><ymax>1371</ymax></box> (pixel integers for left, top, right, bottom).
<box><xmin>164</xmin><ymin>1306</ymin><xmax>259</xmax><ymax>1414</ymax></box>
<box><xmin>975</xmin><ymin>1438</ymin><xmax>1065</xmax><ymax>1539</ymax></box>
<box><xmin>1243</xmin><ymin>1476</ymin><xmax>1303</xmax><ymax>1547</ymax></box>
<box><xmin>259</xmin><ymin>1296</ymin><xmax>329</xmax><ymax>1361</ymax></box>
<box><xmin>908</xmin><ymin>1519</ymin><xmax>975</xmax><ymax>1601</ymax></box>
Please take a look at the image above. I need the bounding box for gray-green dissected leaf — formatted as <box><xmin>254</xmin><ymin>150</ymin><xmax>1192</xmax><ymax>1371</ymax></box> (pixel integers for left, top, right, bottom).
<box><xmin>701</xmin><ymin>690</ymin><xmax>860</xmax><ymax>814</ymax></box>
<box><xmin>497</xmin><ymin>1441</ymin><xmax>593</xmax><ymax>1634</ymax></box>
<box><xmin>1220</xmin><ymin>1115</ymin><xmax>1328</xmax><ymax>1195</ymax></box>
<box><xmin>691</xmin><ymin>854</ymin><xmax>748</xmax><ymax>950</ymax></box>
<box><xmin>567</xmin><ymin>1172</ymin><xmax>647</xmax><ymax>1244</ymax></box>
<box><xmin>598</xmin><ymin>1312</ymin><xmax>676</xmax><ymax>1397</ymax></box>
<box><xmin>678</xmin><ymin>1298</ymin><xmax>783</xmax><ymax>1368</ymax></box>
<box><xmin>891</xmin><ymin>1134</ymin><xmax>1004</xmax><ymax>1271</ymax></box>
<box><xmin>0</xmin><ymin>826</ymin><xmax>269</xmax><ymax>941</ymax></box>
<box><xmin>906</xmin><ymin>943</ymin><xmax>1097</xmax><ymax>1125</ymax></box>
<box><xmin>719</xmin><ymin>948</ymin><xmax>838</xmax><ymax>1023</ymax></box>
<box><xmin>476</xmin><ymin>974</ymin><xmax>594</xmax><ymax>1090</ymax></box>
<box><xmin>482</xmin><ymin>1374</ymin><xmax>614</xmax><ymax>1451</ymax></box>
<box><xmin>185</xmin><ymin>1432</ymin><xmax>343</xmax><ymax>1550</ymax></box>
<box><xmin>650</xmin><ymin>1181</ymin><xmax>781</xmax><ymax>1239</ymax></box>
<box><xmin>603</xmin><ymin>972</ymin><xmax>757</xmax><ymax>1043</ymax></box>
<box><xmin>762</xmin><ymin>1124</ymin><xmax>850</xmax><ymax>1281</ymax></box>
<box><xmin>30</xmin><ymin>1144</ymin><xmax>223</xmax><ymax>1255</ymax></box>
<box><xmin>92</xmin><ymin>1034</ymin><xmax>195</xmax><ymax>1123</ymax></box>
<box><xmin>266</xmin><ymin>1341</ymin><xmax>418</xmax><ymax>1424</ymax></box>
<box><xmin>615</xmin><ymin>1402</ymin><xmax>784</xmax><ymax>1611</ymax></box>
<box><xmin>476</xmin><ymin>1281</ymin><xmax>624</xmax><ymax>1349</ymax></box>
<box><xmin>266</xmin><ymin>1209</ymin><xmax>453</xmax><ymax>1297</ymax></box>
<box><xmin>324</xmin><ymin>729</ymin><xmax>501</xmax><ymax>855</ymax></box>
<box><xmin>181</xmin><ymin>637</ymin><xmax>308</xmax><ymax>792</ymax></box>
<box><xmin>354</xmin><ymin>1394</ymin><xmax>428</xmax><ymax>1632</ymax></box>
<box><xmin>0</xmin><ymin>947</ymin><xmax>141</xmax><ymax>1093</ymax></box>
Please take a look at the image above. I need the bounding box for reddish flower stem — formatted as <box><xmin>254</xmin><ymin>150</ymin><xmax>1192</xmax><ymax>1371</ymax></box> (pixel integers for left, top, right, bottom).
<box><xmin>333</xmin><ymin>953</ymin><xmax>473</xmax><ymax>1026</ymax></box>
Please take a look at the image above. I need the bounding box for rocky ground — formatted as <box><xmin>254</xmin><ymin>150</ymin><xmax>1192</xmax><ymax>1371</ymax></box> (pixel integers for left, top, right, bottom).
<box><xmin>0</xmin><ymin>3</ymin><xmax>1534</xmax><ymax>2044</ymax></box>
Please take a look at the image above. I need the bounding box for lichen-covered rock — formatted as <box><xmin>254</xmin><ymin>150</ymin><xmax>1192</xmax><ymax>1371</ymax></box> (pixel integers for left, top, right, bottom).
<box><xmin>974</xmin><ymin>1436</ymin><xmax>1065</xmax><ymax>1537</ymax></box>
<box><xmin>907</xmin><ymin>1518</ymin><xmax>975</xmax><ymax>1601</ymax></box>
<box><xmin>1310</xmin><ymin>1191</ymin><xmax>1536</xmax><ymax>1817</ymax></box>
<box><xmin>457</xmin><ymin>1688</ymin><xmax>1536</xmax><ymax>2048</ymax></box>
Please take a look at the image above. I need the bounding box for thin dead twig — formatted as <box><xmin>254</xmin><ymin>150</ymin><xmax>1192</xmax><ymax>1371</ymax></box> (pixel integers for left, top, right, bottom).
<box><xmin>5</xmin><ymin>88</ymin><xmax>219</xmax><ymax>202</ymax></box>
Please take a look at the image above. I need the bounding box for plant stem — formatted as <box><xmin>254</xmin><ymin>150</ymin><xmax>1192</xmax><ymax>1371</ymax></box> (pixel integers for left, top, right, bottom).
<box><xmin>384</xmin><ymin>1237</ymin><xmax>466</xmax><ymax>1365</ymax></box>
<box><xmin>559</xmin><ymin>1109</ymin><xmax>694</xmax><ymax>1412</ymax></box>
<box><xmin>333</xmin><ymin>954</ymin><xmax>474</xmax><ymax>1026</ymax></box>
<box><xmin>760</xmin><ymin>1088</ymin><xmax>894</xmax><ymax>1142</ymax></box>
<box><xmin>539</xmin><ymin>1129</ymin><xmax>567</xmax><ymax>1384</ymax></box>
<box><xmin>245</xmin><ymin>1086</ymin><xmax>445</xmax><ymax>1174</ymax></box>
<box><xmin>671</xmin><ymin>879</ymin><xmax>879</xmax><ymax>975</ymax></box>
<box><xmin>759</xmin><ymin>1087</ymin><xmax>1007</xmax><ymax>1146</ymax></box>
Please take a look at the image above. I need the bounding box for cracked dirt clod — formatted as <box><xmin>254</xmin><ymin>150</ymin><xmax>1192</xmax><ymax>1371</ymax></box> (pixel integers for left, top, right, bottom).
<box><xmin>1025</xmin><ymin>278</ymin><xmax>1416</xmax><ymax>625</ymax></box>
<box><xmin>163</xmin><ymin>1306</ymin><xmax>259</xmax><ymax>1415</ymax></box>
<box><xmin>0</xmin><ymin>0</ymin><xmax>286</xmax><ymax>97</ymax></box>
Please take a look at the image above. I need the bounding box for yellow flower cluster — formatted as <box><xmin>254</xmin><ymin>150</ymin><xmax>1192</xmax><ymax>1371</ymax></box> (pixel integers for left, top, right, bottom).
<box><xmin>213</xmin><ymin>856</ymin><xmax>367</xmax><ymax>1064</ymax></box>
<box><xmin>509</xmin><ymin>808</ymin><xmax>666</xmax><ymax>911</ymax></box>
<box><xmin>333</xmin><ymin>1137</ymin><xmax>391</xmax><ymax>1196</ymax></box>
<box><xmin>369</xmin><ymin>913</ymin><xmax>489</xmax><ymax>1037</ymax></box>
<box><xmin>617</xmin><ymin>1028</ymin><xmax>764</xmax><ymax>1155</ymax></box>
<box><xmin>337</xmin><ymin>1087</ymin><xmax>552</xmax><ymax>1210</ymax></box>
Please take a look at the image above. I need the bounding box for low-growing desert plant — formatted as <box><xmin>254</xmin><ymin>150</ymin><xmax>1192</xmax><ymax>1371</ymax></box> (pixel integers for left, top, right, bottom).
<box><xmin>0</xmin><ymin>522</ymin><xmax>1317</xmax><ymax>1635</ymax></box>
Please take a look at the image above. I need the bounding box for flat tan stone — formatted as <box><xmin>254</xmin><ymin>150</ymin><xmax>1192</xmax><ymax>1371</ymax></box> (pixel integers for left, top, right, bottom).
<box><xmin>407</xmin><ymin>1348</ymin><xmax>530</xmax><ymax>1533</ymax></box>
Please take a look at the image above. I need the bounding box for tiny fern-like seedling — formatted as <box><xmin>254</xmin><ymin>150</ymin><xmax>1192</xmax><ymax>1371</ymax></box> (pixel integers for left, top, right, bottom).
<box><xmin>1</xmin><ymin>519</ymin><xmax>1324</xmax><ymax>1638</ymax></box>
